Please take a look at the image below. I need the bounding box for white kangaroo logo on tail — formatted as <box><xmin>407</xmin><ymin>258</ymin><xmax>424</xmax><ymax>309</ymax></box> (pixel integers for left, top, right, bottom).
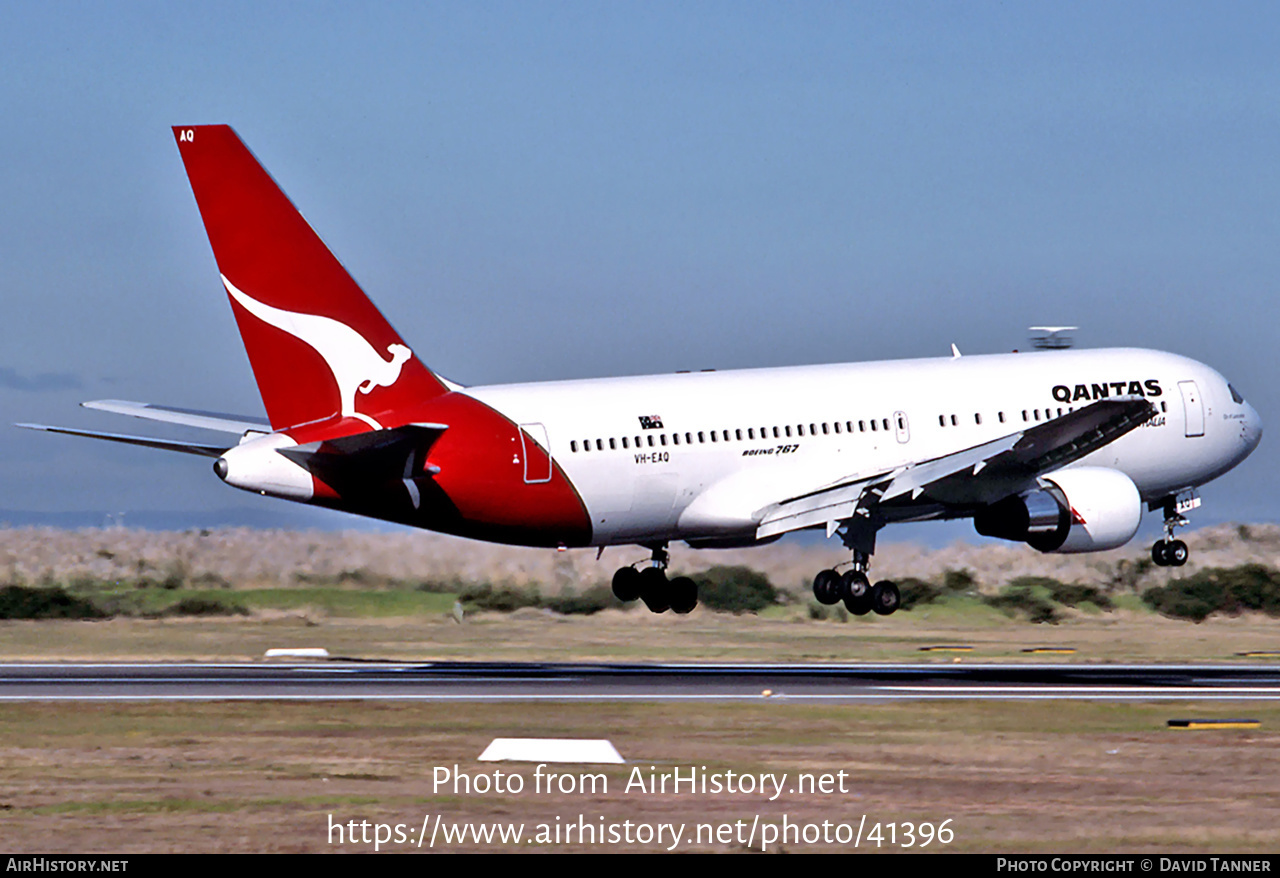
<box><xmin>222</xmin><ymin>275</ymin><xmax>412</xmax><ymax>430</ymax></box>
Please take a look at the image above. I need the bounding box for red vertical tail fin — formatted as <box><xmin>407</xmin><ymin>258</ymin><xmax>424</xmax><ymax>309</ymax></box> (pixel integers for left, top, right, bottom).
<box><xmin>173</xmin><ymin>125</ymin><xmax>447</xmax><ymax>431</ymax></box>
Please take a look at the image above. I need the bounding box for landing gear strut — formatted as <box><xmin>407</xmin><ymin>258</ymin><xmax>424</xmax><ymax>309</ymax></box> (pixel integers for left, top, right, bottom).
<box><xmin>1151</xmin><ymin>497</ymin><xmax>1190</xmax><ymax>568</ymax></box>
<box><xmin>811</xmin><ymin>526</ymin><xmax>901</xmax><ymax>616</ymax></box>
<box><xmin>612</xmin><ymin>544</ymin><xmax>698</xmax><ymax>614</ymax></box>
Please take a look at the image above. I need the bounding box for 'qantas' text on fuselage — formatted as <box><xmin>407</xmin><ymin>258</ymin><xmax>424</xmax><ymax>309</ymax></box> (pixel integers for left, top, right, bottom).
<box><xmin>1052</xmin><ymin>380</ymin><xmax>1163</xmax><ymax>403</ymax></box>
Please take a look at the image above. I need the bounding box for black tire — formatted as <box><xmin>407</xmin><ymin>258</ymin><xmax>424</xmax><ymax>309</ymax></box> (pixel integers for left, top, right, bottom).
<box><xmin>1151</xmin><ymin>541</ymin><xmax>1169</xmax><ymax>567</ymax></box>
<box><xmin>842</xmin><ymin>571</ymin><xmax>871</xmax><ymax>615</ymax></box>
<box><xmin>871</xmin><ymin>581</ymin><xmax>901</xmax><ymax>616</ymax></box>
<box><xmin>812</xmin><ymin>569</ymin><xmax>841</xmax><ymax>605</ymax></box>
<box><xmin>612</xmin><ymin>566</ymin><xmax>643</xmax><ymax>602</ymax></box>
<box><xmin>669</xmin><ymin>576</ymin><xmax>698</xmax><ymax>614</ymax></box>
<box><xmin>1167</xmin><ymin>539</ymin><xmax>1189</xmax><ymax>567</ymax></box>
<box><xmin>638</xmin><ymin>567</ymin><xmax>671</xmax><ymax>613</ymax></box>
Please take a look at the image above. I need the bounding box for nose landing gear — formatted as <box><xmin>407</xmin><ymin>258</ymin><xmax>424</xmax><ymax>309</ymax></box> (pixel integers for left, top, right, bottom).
<box><xmin>1151</xmin><ymin>495</ymin><xmax>1193</xmax><ymax>567</ymax></box>
<box><xmin>611</xmin><ymin>544</ymin><xmax>698</xmax><ymax>614</ymax></box>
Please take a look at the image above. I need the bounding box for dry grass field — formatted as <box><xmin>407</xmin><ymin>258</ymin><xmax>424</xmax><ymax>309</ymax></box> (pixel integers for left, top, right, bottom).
<box><xmin>0</xmin><ymin>525</ymin><xmax>1278</xmax><ymax>853</ymax></box>
<box><xmin>0</xmin><ymin>700</ymin><xmax>1276</xmax><ymax>853</ymax></box>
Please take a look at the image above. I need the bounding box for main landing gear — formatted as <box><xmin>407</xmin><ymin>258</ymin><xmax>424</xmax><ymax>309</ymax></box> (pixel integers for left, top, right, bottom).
<box><xmin>611</xmin><ymin>545</ymin><xmax>698</xmax><ymax>614</ymax></box>
<box><xmin>812</xmin><ymin>550</ymin><xmax>901</xmax><ymax>616</ymax></box>
<box><xmin>1151</xmin><ymin>498</ymin><xmax>1190</xmax><ymax>567</ymax></box>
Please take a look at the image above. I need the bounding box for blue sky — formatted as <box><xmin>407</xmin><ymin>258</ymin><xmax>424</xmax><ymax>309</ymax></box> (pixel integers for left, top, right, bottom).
<box><xmin>2</xmin><ymin>2</ymin><xmax>1277</xmax><ymax>535</ymax></box>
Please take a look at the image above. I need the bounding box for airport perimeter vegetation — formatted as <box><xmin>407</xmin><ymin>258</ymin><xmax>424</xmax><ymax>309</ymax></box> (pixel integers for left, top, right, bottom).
<box><xmin>0</xmin><ymin>522</ymin><xmax>1278</xmax><ymax>662</ymax></box>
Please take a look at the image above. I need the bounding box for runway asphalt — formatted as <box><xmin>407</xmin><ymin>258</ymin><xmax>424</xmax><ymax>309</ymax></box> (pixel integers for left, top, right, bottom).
<box><xmin>1</xmin><ymin>661</ymin><xmax>1279</xmax><ymax>701</ymax></box>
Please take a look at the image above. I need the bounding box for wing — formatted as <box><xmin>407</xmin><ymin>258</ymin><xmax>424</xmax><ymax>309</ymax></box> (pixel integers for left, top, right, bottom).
<box><xmin>756</xmin><ymin>396</ymin><xmax>1156</xmax><ymax>539</ymax></box>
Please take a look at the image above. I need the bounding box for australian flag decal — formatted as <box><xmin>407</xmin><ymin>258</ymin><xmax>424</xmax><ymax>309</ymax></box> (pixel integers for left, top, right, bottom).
<box><xmin>639</xmin><ymin>415</ymin><xmax>664</xmax><ymax>430</ymax></box>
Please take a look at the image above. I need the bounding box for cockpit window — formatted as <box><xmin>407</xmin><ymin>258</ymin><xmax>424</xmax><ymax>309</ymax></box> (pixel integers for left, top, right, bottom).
<box><xmin>1229</xmin><ymin>384</ymin><xmax>1245</xmax><ymax>404</ymax></box>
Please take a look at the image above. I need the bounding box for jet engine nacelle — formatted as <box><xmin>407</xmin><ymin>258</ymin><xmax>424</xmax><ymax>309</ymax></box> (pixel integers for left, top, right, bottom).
<box><xmin>973</xmin><ymin>466</ymin><xmax>1142</xmax><ymax>554</ymax></box>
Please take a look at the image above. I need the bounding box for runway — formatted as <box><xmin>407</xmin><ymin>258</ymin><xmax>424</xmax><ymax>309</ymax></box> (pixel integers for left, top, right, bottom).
<box><xmin>1</xmin><ymin>661</ymin><xmax>1279</xmax><ymax>701</ymax></box>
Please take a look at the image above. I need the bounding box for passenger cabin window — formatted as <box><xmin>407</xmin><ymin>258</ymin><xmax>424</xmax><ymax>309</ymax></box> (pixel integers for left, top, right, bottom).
<box><xmin>660</xmin><ymin>434</ymin><xmax>667</xmax><ymax>446</ymax></box>
<box><xmin>622</xmin><ymin>437</ymin><xmax>629</xmax><ymax>449</ymax></box>
<box><xmin>998</xmin><ymin>412</ymin><xmax>1006</xmax><ymax>423</ymax></box>
<box><xmin>647</xmin><ymin>435</ymin><xmax>654</xmax><ymax>447</ymax></box>
<box><xmin>736</xmin><ymin>429</ymin><xmax>743</xmax><ymax>441</ymax></box>
<box><xmin>609</xmin><ymin>438</ymin><xmax>617</xmax><ymax>450</ymax></box>
<box><xmin>571</xmin><ymin>440</ymin><xmax>578</xmax><ymax>452</ymax></box>
<box><xmin>974</xmin><ymin>413</ymin><xmax>982</xmax><ymax>425</ymax></box>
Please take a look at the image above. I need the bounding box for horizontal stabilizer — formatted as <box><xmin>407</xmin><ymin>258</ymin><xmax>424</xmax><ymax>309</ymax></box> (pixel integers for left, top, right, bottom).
<box><xmin>15</xmin><ymin>424</ymin><xmax>229</xmax><ymax>458</ymax></box>
<box><xmin>82</xmin><ymin>400</ymin><xmax>269</xmax><ymax>435</ymax></box>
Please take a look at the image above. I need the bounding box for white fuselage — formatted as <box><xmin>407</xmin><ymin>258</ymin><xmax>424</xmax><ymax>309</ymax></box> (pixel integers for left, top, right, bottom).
<box><xmin>466</xmin><ymin>348</ymin><xmax>1262</xmax><ymax>547</ymax></box>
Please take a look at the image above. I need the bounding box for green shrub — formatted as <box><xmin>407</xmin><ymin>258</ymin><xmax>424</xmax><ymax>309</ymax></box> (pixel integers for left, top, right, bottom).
<box><xmin>0</xmin><ymin>586</ymin><xmax>108</xmax><ymax>620</ymax></box>
<box><xmin>542</xmin><ymin>584</ymin><xmax>623</xmax><ymax>616</ymax></box>
<box><xmin>1007</xmin><ymin>576</ymin><xmax>1114</xmax><ymax>610</ymax></box>
<box><xmin>459</xmin><ymin>583</ymin><xmax>543</xmax><ymax>613</ymax></box>
<box><xmin>985</xmin><ymin>585</ymin><xmax>1061</xmax><ymax>624</ymax></box>
<box><xmin>1143</xmin><ymin>565</ymin><xmax>1280</xmax><ymax>622</ymax></box>
<box><xmin>896</xmin><ymin>577</ymin><xmax>944</xmax><ymax>611</ymax></box>
<box><xmin>689</xmin><ymin>566</ymin><xmax>781</xmax><ymax>613</ymax></box>
<box><xmin>941</xmin><ymin>569</ymin><xmax>978</xmax><ymax>594</ymax></box>
<box><xmin>161</xmin><ymin>597</ymin><xmax>248</xmax><ymax>617</ymax></box>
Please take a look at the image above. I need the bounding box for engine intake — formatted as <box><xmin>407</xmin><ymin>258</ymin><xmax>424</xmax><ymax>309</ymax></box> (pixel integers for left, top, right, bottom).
<box><xmin>973</xmin><ymin>467</ymin><xmax>1142</xmax><ymax>554</ymax></box>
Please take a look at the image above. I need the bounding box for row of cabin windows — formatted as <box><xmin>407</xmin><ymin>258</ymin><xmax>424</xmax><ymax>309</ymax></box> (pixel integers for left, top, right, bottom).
<box><xmin>938</xmin><ymin>399</ymin><xmax>1170</xmax><ymax>429</ymax></box>
<box><xmin>568</xmin><ymin>417</ymin><xmax>894</xmax><ymax>454</ymax></box>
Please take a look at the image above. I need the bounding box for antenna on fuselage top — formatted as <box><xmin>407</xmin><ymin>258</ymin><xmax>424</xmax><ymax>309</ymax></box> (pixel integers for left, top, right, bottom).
<box><xmin>1029</xmin><ymin>326</ymin><xmax>1077</xmax><ymax>350</ymax></box>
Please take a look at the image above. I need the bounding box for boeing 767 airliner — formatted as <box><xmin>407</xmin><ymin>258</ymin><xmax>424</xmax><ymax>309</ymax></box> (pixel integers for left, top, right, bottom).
<box><xmin>20</xmin><ymin>126</ymin><xmax>1263</xmax><ymax>617</ymax></box>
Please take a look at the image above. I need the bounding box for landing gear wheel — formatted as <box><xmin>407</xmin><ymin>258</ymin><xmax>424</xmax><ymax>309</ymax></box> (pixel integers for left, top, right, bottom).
<box><xmin>841</xmin><ymin>570</ymin><xmax>872</xmax><ymax>615</ymax></box>
<box><xmin>612</xmin><ymin>566</ymin><xmax>643</xmax><ymax>602</ymax></box>
<box><xmin>1166</xmin><ymin>539</ymin><xmax>1189</xmax><ymax>567</ymax></box>
<box><xmin>638</xmin><ymin>567</ymin><xmax>672</xmax><ymax>614</ymax></box>
<box><xmin>871</xmin><ymin>581</ymin><xmax>900</xmax><ymax>616</ymax></box>
<box><xmin>669</xmin><ymin>576</ymin><xmax>698</xmax><ymax>614</ymax></box>
<box><xmin>1152</xmin><ymin>541</ymin><xmax>1169</xmax><ymax>566</ymax></box>
<box><xmin>812</xmin><ymin>569</ymin><xmax>842</xmax><ymax>605</ymax></box>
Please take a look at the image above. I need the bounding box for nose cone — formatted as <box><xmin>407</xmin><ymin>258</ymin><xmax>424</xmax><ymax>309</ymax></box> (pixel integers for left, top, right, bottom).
<box><xmin>1243</xmin><ymin>401</ymin><xmax>1264</xmax><ymax>454</ymax></box>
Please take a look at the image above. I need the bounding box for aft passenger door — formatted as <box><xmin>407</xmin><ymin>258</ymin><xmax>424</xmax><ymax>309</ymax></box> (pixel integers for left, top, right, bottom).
<box><xmin>1178</xmin><ymin>381</ymin><xmax>1204</xmax><ymax>438</ymax></box>
<box><xmin>519</xmin><ymin>423</ymin><xmax>552</xmax><ymax>483</ymax></box>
